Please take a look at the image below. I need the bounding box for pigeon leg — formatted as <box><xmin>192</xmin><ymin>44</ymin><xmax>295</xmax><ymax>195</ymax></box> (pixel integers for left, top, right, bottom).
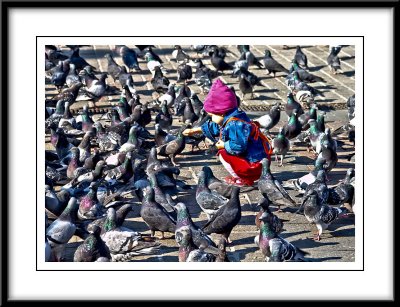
<box><xmin>279</xmin><ymin>155</ymin><xmax>284</xmax><ymax>167</ymax></box>
<box><xmin>151</xmin><ymin>230</ymin><xmax>156</xmax><ymax>238</ymax></box>
<box><xmin>273</xmin><ymin>71</ymin><xmax>276</xmax><ymax>78</ymax></box>
<box><xmin>275</xmin><ymin>154</ymin><xmax>279</xmax><ymax>163</ymax></box>
<box><xmin>170</xmin><ymin>154</ymin><xmax>179</xmax><ymax>167</ymax></box>
<box><xmin>250</xmin><ymin>91</ymin><xmax>254</xmax><ymax>99</ymax></box>
<box><xmin>160</xmin><ymin>232</ymin><xmax>166</xmax><ymax>240</ymax></box>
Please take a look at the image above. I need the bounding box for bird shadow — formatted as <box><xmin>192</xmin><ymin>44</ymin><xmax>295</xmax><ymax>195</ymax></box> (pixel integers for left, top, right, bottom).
<box><xmin>308</xmin><ymin>256</ymin><xmax>343</xmax><ymax>262</ymax></box>
<box><xmin>342</xmin><ymin>70</ymin><xmax>355</xmax><ymax>78</ymax></box>
<box><xmin>280</xmin><ymin>230</ymin><xmax>309</xmax><ymax>239</ymax></box>
<box><xmin>341</xmin><ymin>55</ymin><xmax>355</xmax><ymax>61</ymax></box>
<box><xmin>309</xmin><ymin>65</ymin><xmax>326</xmax><ymax>72</ymax></box>
<box><xmin>237</xmin><ymin>247</ymin><xmax>259</xmax><ymax>261</ymax></box>
<box><xmin>315</xmin><ymin>84</ymin><xmax>337</xmax><ymax>90</ymax></box>
<box><xmin>290</xmin><ymin>237</ymin><xmax>340</xmax><ymax>249</ymax></box>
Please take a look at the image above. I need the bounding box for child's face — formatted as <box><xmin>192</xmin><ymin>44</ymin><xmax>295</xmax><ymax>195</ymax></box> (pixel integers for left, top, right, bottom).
<box><xmin>210</xmin><ymin>113</ymin><xmax>224</xmax><ymax>125</ymax></box>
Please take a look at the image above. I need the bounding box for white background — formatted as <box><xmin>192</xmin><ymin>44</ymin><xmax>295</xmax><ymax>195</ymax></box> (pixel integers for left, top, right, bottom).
<box><xmin>8</xmin><ymin>8</ymin><xmax>393</xmax><ymax>300</ymax></box>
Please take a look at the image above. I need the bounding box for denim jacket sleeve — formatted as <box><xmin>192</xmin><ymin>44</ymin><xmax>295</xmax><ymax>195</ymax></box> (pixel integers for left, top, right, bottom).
<box><xmin>200</xmin><ymin>120</ymin><xmax>221</xmax><ymax>143</ymax></box>
<box><xmin>223</xmin><ymin>120</ymin><xmax>251</xmax><ymax>155</ymax></box>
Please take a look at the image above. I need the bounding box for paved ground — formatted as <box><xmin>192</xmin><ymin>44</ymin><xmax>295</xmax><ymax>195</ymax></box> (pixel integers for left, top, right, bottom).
<box><xmin>45</xmin><ymin>44</ymin><xmax>355</xmax><ymax>262</ymax></box>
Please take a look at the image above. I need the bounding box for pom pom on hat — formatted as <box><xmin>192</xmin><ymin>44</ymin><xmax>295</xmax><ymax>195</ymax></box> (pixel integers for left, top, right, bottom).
<box><xmin>203</xmin><ymin>79</ymin><xmax>238</xmax><ymax>115</ymax></box>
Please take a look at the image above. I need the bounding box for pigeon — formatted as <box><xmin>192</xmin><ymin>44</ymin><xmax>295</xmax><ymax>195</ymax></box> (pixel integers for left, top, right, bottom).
<box><xmin>202</xmin><ymin>165</ymin><xmax>240</xmax><ymax>198</ymax></box>
<box><xmin>263</xmin><ymin>49</ymin><xmax>289</xmax><ymax>77</ymax></box>
<box><xmin>255</xmin><ymin>211</ymin><xmax>308</xmax><ymax>261</ymax></box>
<box><xmin>87</xmin><ymin>203</ymin><xmax>132</xmax><ymax>233</ymax></box>
<box><xmin>81</xmin><ymin>71</ymin><xmax>108</xmax><ymax>101</ymax></box>
<box><xmin>315</xmin><ymin>134</ymin><xmax>338</xmax><ymax>174</ymax></box>
<box><xmin>201</xmin><ymin>186</ymin><xmax>242</xmax><ymax>243</ymax></box>
<box><xmin>193</xmin><ymin>59</ymin><xmax>217</xmax><ymax>93</ymax></box>
<box><xmin>50</xmin><ymin>60</ymin><xmax>70</xmax><ymax>91</ymax></box>
<box><xmin>140</xmin><ymin>186</ymin><xmax>176</xmax><ymax>239</ymax></box>
<box><xmin>174</xmin><ymin>202</ymin><xmax>219</xmax><ymax>254</ymax></box>
<box><xmin>272</xmin><ymin>127</ymin><xmax>290</xmax><ymax>167</ymax></box>
<box><xmin>298</xmin><ymin>106</ymin><xmax>317</xmax><ymax>130</ymax></box>
<box><xmin>282</xmin><ymin>112</ymin><xmax>303</xmax><ymax>140</ymax></box>
<box><xmin>288</xmin><ymin>60</ymin><xmax>325</xmax><ymax>83</ymax></box>
<box><xmin>46</xmin><ymin>82</ymin><xmax>83</xmax><ymax>107</ymax></box>
<box><xmin>147</xmin><ymin>172</ymin><xmax>177</xmax><ymax>218</ymax></box>
<box><xmin>238</xmin><ymin>72</ymin><xmax>254</xmax><ymax>99</ymax></box>
<box><xmin>104</xmin><ymin>53</ymin><xmax>122</xmax><ymax>82</ymax></box>
<box><xmin>78</xmin><ymin>182</ymin><xmax>104</xmax><ymax>220</ymax></box>
<box><xmin>155</xmin><ymin>84</ymin><xmax>176</xmax><ymax>108</ymax></box>
<box><xmin>288</xmin><ymin>71</ymin><xmax>325</xmax><ymax>97</ymax></box>
<box><xmin>100</xmin><ymin>208</ymin><xmax>160</xmax><ymax>261</ymax></box>
<box><xmin>196</xmin><ymin>169</ymin><xmax>229</xmax><ymax>220</ymax></box>
<box><xmin>255</xmin><ymin>197</ymin><xmax>286</xmax><ymax>232</ymax></box>
<box><xmin>69</xmin><ymin>47</ymin><xmax>94</xmax><ymax>71</ymax></box>
<box><xmin>210</xmin><ymin>48</ymin><xmax>233</xmax><ymax>73</ymax></box>
<box><xmin>186</xmin><ymin>247</ymin><xmax>216</xmax><ymax>262</ymax></box>
<box><xmin>104</xmin><ymin>152</ymin><xmax>134</xmax><ymax>183</ymax></box>
<box><xmin>46</xmin><ymin>197</ymin><xmax>78</xmax><ymax>247</ymax></box>
<box><xmin>294</xmin><ymin>46</ymin><xmax>308</xmax><ymax>70</ymax></box>
<box><xmin>151</xmin><ymin>66</ymin><xmax>170</xmax><ymax>94</ymax></box>
<box><xmin>45</xmin><ymin>185</ymin><xmax>67</xmax><ymax>217</ymax></box>
<box><xmin>175</xmin><ymin>225</ymin><xmax>197</xmax><ymax>262</ymax></box>
<box><xmin>172</xmin><ymin>45</ymin><xmax>190</xmax><ymax>63</ymax></box>
<box><xmin>328</xmin><ymin>168</ymin><xmax>355</xmax><ymax>207</ymax></box>
<box><xmin>182</xmin><ymin>97</ymin><xmax>198</xmax><ymax>124</ymax></box>
<box><xmin>258</xmin><ymin>158</ymin><xmax>297</xmax><ymax>210</ymax></box>
<box><xmin>119</xmin><ymin>125</ymin><xmax>142</xmax><ymax>153</ymax></box>
<box><xmin>244</xmin><ymin>50</ymin><xmax>264</xmax><ymax>69</ymax></box>
<box><xmin>316</xmin><ymin>111</ymin><xmax>326</xmax><ymax>133</ymax></box>
<box><xmin>177</xmin><ymin>63</ymin><xmax>193</xmax><ymax>84</ymax></box>
<box><xmin>145</xmin><ymin>51</ymin><xmax>165</xmax><ymax>75</ymax></box>
<box><xmin>347</xmin><ymin>94</ymin><xmax>355</xmax><ymax>121</ymax></box>
<box><xmin>303</xmin><ymin>190</ymin><xmax>348</xmax><ymax>241</ymax></box>
<box><xmin>119</xmin><ymin>46</ymin><xmax>140</xmax><ymax>71</ymax></box>
<box><xmin>65</xmin><ymin>63</ymin><xmax>81</xmax><ymax>87</ymax></box>
<box><xmin>117</xmin><ymin>66</ymin><xmax>135</xmax><ymax>89</ymax></box>
<box><xmin>285</xmin><ymin>92</ymin><xmax>304</xmax><ymax>118</ymax></box>
<box><xmin>45</xmin><ymin>99</ymin><xmax>64</xmax><ymax>130</ymax></box>
<box><xmin>80</xmin><ymin>104</ymin><xmax>94</xmax><ymax>132</ymax></box>
<box><xmin>254</xmin><ymin>102</ymin><xmax>281</xmax><ymax>131</ymax></box>
<box><xmin>327</xmin><ymin>48</ymin><xmax>342</xmax><ymax>74</ymax></box>
<box><xmin>73</xmin><ymin>225</ymin><xmax>111</xmax><ymax>262</ymax></box>
<box><xmin>156</xmin><ymin>126</ymin><xmax>186</xmax><ymax>166</ymax></box>
<box><xmin>58</xmin><ymin>101</ymin><xmax>76</xmax><ymax>129</ymax></box>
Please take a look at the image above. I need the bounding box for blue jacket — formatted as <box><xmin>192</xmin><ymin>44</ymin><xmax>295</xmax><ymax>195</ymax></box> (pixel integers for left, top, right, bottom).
<box><xmin>201</xmin><ymin>108</ymin><xmax>269</xmax><ymax>163</ymax></box>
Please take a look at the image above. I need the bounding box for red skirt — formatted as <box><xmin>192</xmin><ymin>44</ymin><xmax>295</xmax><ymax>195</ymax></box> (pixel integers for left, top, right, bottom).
<box><xmin>217</xmin><ymin>149</ymin><xmax>267</xmax><ymax>186</ymax></box>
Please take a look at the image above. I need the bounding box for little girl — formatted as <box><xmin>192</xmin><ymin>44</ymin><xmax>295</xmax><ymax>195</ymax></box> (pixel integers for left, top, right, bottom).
<box><xmin>183</xmin><ymin>79</ymin><xmax>272</xmax><ymax>186</ymax></box>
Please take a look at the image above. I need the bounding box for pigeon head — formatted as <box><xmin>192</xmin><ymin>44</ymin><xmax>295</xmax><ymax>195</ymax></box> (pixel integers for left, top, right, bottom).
<box><xmin>346</xmin><ymin>168</ymin><xmax>355</xmax><ymax>179</ymax></box>
<box><xmin>259</xmin><ymin>210</ymin><xmax>273</xmax><ymax>221</ymax></box>
<box><xmin>257</xmin><ymin>197</ymin><xmax>271</xmax><ymax>210</ymax></box>
<box><xmin>174</xmin><ymin>45</ymin><xmax>182</xmax><ymax>50</ymax></box>
<box><xmin>89</xmin><ymin>225</ymin><xmax>101</xmax><ymax>236</ymax></box>
<box><xmin>104</xmin><ymin>53</ymin><xmax>113</xmax><ymax>60</ymax></box>
<box><xmin>264</xmin><ymin>49</ymin><xmax>272</xmax><ymax>57</ymax></box>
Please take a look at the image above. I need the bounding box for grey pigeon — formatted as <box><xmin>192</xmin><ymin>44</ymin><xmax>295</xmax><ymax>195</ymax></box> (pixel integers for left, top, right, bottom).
<box><xmin>263</xmin><ymin>49</ymin><xmax>289</xmax><ymax>77</ymax></box>
<box><xmin>328</xmin><ymin>168</ymin><xmax>355</xmax><ymax>207</ymax></box>
<box><xmin>196</xmin><ymin>169</ymin><xmax>229</xmax><ymax>220</ymax></box>
<box><xmin>156</xmin><ymin>126</ymin><xmax>186</xmax><ymax>166</ymax></box>
<box><xmin>73</xmin><ymin>225</ymin><xmax>111</xmax><ymax>262</ymax></box>
<box><xmin>174</xmin><ymin>202</ymin><xmax>219</xmax><ymax>254</ymax></box>
<box><xmin>140</xmin><ymin>187</ymin><xmax>176</xmax><ymax>239</ymax></box>
<box><xmin>255</xmin><ymin>211</ymin><xmax>308</xmax><ymax>262</ymax></box>
<box><xmin>254</xmin><ymin>102</ymin><xmax>281</xmax><ymax>131</ymax></box>
<box><xmin>255</xmin><ymin>197</ymin><xmax>287</xmax><ymax>232</ymax></box>
<box><xmin>294</xmin><ymin>46</ymin><xmax>308</xmax><ymax>70</ymax></box>
<box><xmin>46</xmin><ymin>197</ymin><xmax>78</xmax><ymax>247</ymax></box>
<box><xmin>272</xmin><ymin>127</ymin><xmax>290</xmax><ymax>167</ymax></box>
<box><xmin>258</xmin><ymin>158</ymin><xmax>297</xmax><ymax>210</ymax></box>
<box><xmin>303</xmin><ymin>190</ymin><xmax>348</xmax><ymax>241</ymax></box>
<box><xmin>100</xmin><ymin>208</ymin><xmax>160</xmax><ymax>261</ymax></box>
<box><xmin>202</xmin><ymin>187</ymin><xmax>242</xmax><ymax>243</ymax></box>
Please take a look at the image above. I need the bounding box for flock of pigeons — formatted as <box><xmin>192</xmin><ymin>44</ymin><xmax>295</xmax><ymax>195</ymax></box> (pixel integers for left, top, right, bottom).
<box><xmin>44</xmin><ymin>44</ymin><xmax>355</xmax><ymax>262</ymax></box>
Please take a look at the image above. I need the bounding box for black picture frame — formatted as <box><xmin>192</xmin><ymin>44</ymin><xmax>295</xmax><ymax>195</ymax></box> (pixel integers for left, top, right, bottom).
<box><xmin>1</xmin><ymin>0</ymin><xmax>397</xmax><ymax>303</ymax></box>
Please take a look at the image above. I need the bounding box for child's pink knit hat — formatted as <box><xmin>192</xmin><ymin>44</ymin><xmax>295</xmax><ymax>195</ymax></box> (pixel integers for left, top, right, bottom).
<box><xmin>203</xmin><ymin>79</ymin><xmax>238</xmax><ymax>115</ymax></box>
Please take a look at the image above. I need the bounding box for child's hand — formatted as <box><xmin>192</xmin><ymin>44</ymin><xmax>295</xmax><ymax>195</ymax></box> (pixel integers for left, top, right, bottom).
<box><xmin>182</xmin><ymin>129</ymin><xmax>192</xmax><ymax>136</ymax></box>
<box><xmin>215</xmin><ymin>139</ymin><xmax>225</xmax><ymax>149</ymax></box>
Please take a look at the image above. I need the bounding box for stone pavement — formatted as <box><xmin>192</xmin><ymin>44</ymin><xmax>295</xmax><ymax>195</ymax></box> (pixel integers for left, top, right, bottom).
<box><xmin>45</xmin><ymin>44</ymin><xmax>356</xmax><ymax>262</ymax></box>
